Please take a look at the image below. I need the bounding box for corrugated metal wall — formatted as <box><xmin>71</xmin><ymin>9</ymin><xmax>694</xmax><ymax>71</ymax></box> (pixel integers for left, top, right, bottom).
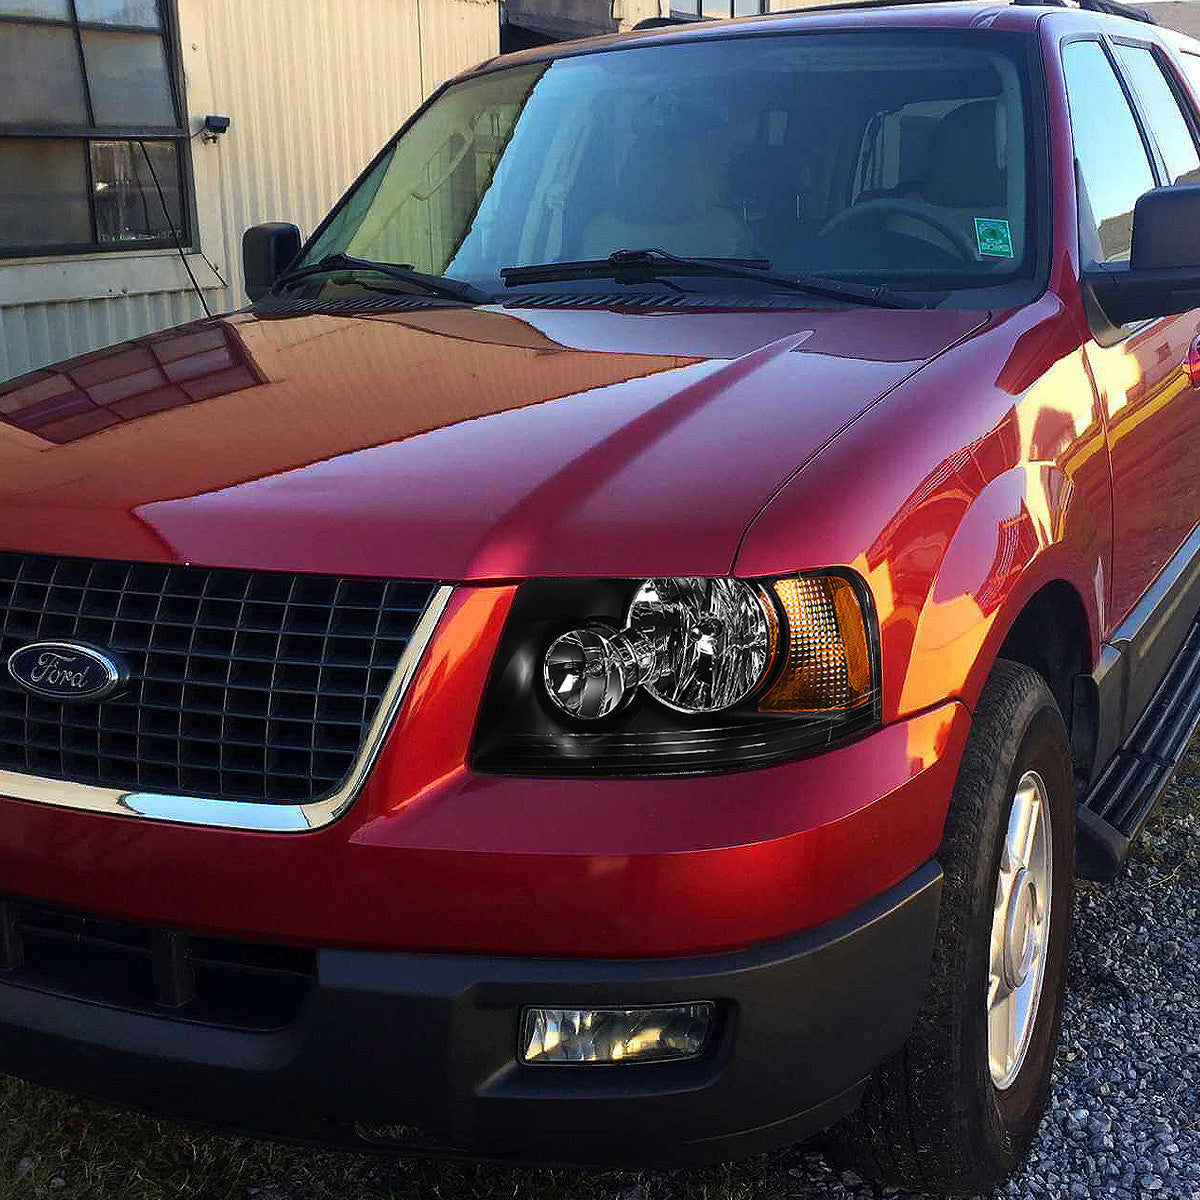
<box><xmin>200</xmin><ymin>0</ymin><xmax>497</xmax><ymax>303</ymax></box>
<box><xmin>0</xmin><ymin>294</ymin><xmax>207</xmax><ymax>386</ymax></box>
<box><xmin>614</xmin><ymin>0</ymin><xmax>796</xmax><ymax>30</ymax></box>
<box><xmin>0</xmin><ymin>0</ymin><xmax>499</xmax><ymax>384</ymax></box>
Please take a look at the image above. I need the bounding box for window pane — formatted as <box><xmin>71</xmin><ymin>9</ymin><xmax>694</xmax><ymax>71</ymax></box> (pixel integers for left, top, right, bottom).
<box><xmin>308</xmin><ymin>32</ymin><xmax>1038</xmax><ymax>291</ymax></box>
<box><xmin>0</xmin><ymin>1</ymin><xmax>69</xmax><ymax>16</ymax></box>
<box><xmin>701</xmin><ymin>0</ymin><xmax>730</xmax><ymax>14</ymax></box>
<box><xmin>0</xmin><ymin>139</ymin><xmax>90</xmax><ymax>249</ymax></box>
<box><xmin>91</xmin><ymin>139</ymin><xmax>182</xmax><ymax>241</ymax></box>
<box><xmin>1063</xmin><ymin>40</ymin><xmax>1156</xmax><ymax>263</ymax></box>
<box><xmin>1182</xmin><ymin>52</ymin><xmax>1200</xmax><ymax>106</ymax></box>
<box><xmin>0</xmin><ymin>21</ymin><xmax>89</xmax><ymax>124</ymax></box>
<box><xmin>732</xmin><ymin>0</ymin><xmax>762</xmax><ymax>13</ymax></box>
<box><xmin>81</xmin><ymin>28</ymin><xmax>175</xmax><ymax>125</ymax></box>
<box><xmin>75</xmin><ymin>0</ymin><xmax>160</xmax><ymax>26</ymax></box>
<box><xmin>76</xmin><ymin>0</ymin><xmax>161</xmax><ymax>28</ymax></box>
<box><xmin>669</xmin><ymin>0</ymin><xmax>699</xmax><ymax>11</ymax></box>
<box><xmin>1116</xmin><ymin>44</ymin><xmax>1200</xmax><ymax>185</ymax></box>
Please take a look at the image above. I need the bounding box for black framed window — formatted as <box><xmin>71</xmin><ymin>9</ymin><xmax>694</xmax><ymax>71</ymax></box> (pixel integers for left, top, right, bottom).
<box><xmin>1062</xmin><ymin>38</ymin><xmax>1156</xmax><ymax>263</ymax></box>
<box><xmin>0</xmin><ymin>0</ymin><xmax>188</xmax><ymax>257</ymax></box>
<box><xmin>669</xmin><ymin>0</ymin><xmax>767</xmax><ymax>18</ymax></box>
<box><xmin>1114</xmin><ymin>42</ymin><xmax>1200</xmax><ymax>185</ymax></box>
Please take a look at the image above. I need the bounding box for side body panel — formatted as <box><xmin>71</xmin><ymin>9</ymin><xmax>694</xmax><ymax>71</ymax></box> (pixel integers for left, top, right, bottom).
<box><xmin>1064</xmin><ymin>17</ymin><xmax>1200</xmax><ymax>758</ymax></box>
<box><xmin>1089</xmin><ymin>316</ymin><xmax>1200</xmax><ymax>627</ymax></box>
<box><xmin>1065</xmin><ymin>22</ymin><xmax>1200</xmax><ymax>630</ymax></box>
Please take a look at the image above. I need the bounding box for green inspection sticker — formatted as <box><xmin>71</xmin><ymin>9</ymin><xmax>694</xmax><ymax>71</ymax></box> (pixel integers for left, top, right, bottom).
<box><xmin>974</xmin><ymin>217</ymin><xmax>1014</xmax><ymax>259</ymax></box>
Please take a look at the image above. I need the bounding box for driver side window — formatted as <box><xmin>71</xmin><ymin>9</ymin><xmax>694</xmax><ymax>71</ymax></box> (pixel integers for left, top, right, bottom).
<box><xmin>1062</xmin><ymin>39</ymin><xmax>1156</xmax><ymax>264</ymax></box>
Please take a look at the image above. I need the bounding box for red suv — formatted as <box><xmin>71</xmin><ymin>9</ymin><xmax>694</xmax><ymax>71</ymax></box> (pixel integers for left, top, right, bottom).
<box><xmin>2</xmin><ymin>0</ymin><xmax>1200</xmax><ymax>1193</ymax></box>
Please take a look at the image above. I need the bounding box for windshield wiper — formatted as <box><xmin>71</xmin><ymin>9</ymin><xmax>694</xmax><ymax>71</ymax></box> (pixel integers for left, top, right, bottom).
<box><xmin>501</xmin><ymin>248</ymin><xmax>920</xmax><ymax>309</ymax></box>
<box><xmin>272</xmin><ymin>252</ymin><xmax>493</xmax><ymax>304</ymax></box>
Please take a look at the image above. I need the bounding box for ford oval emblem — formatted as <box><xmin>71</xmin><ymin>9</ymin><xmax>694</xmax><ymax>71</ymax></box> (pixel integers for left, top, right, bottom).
<box><xmin>6</xmin><ymin>641</ymin><xmax>126</xmax><ymax>704</ymax></box>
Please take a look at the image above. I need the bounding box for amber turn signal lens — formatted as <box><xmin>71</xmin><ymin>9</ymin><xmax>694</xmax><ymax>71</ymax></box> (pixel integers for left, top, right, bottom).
<box><xmin>758</xmin><ymin>576</ymin><xmax>873</xmax><ymax>714</ymax></box>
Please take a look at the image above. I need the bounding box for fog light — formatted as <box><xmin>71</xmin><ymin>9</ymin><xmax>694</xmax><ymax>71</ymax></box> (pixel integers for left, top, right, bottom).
<box><xmin>520</xmin><ymin>1003</ymin><xmax>714</xmax><ymax>1065</ymax></box>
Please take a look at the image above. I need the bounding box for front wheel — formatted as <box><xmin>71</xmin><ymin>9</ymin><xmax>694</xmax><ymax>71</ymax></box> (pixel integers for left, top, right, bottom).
<box><xmin>824</xmin><ymin>659</ymin><xmax>1075</xmax><ymax>1196</ymax></box>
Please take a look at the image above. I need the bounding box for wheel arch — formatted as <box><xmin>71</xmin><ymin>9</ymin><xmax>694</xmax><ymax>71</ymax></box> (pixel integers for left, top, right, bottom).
<box><xmin>995</xmin><ymin>579</ymin><xmax>1096</xmax><ymax>786</ymax></box>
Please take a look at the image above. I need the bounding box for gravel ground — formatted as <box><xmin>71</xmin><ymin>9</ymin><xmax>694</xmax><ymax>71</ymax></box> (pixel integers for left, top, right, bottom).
<box><xmin>2</xmin><ymin>755</ymin><xmax>1198</xmax><ymax>1200</ymax></box>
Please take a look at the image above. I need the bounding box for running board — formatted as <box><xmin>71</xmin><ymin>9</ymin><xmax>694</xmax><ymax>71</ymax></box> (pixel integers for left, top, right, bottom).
<box><xmin>1077</xmin><ymin>622</ymin><xmax>1200</xmax><ymax>882</ymax></box>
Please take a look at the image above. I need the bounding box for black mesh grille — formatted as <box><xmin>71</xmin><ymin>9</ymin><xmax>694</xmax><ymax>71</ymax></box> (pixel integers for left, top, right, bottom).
<box><xmin>0</xmin><ymin>553</ymin><xmax>439</xmax><ymax>803</ymax></box>
<box><xmin>0</xmin><ymin>897</ymin><xmax>314</xmax><ymax>1032</ymax></box>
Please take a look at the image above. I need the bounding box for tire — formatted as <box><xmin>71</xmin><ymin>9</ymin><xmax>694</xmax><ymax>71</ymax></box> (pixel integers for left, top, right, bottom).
<box><xmin>823</xmin><ymin>659</ymin><xmax>1075</xmax><ymax>1196</ymax></box>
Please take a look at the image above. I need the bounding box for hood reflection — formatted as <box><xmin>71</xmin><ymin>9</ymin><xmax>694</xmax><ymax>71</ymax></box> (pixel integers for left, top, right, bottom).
<box><xmin>0</xmin><ymin>321</ymin><xmax>263</xmax><ymax>445</ymax></box>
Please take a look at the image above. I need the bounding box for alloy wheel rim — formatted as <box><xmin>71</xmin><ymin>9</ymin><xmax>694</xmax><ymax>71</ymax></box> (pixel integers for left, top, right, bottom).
<box><xmin>987</xmin><ymin>768</ymin><xmax>1053</xmax><ymax>1090</ymax></box>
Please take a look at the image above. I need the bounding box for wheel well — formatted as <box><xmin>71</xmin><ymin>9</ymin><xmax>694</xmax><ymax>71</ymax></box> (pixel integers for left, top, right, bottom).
<box><xmin>997</xmin><ymin>581</ymin><xmax>1092</xmax><ymax>786</ymax></box>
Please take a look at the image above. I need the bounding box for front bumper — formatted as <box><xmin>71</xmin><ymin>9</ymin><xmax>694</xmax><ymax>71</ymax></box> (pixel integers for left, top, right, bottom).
<box><xmin>0</xmin><ymin>862</ymin><xmax>940</xmax><ymax>1167</ymax></box>
<box><xmin>0</xmin><ymin>588</ymin><xmax>970</xmax><ymax>957</ymax></box>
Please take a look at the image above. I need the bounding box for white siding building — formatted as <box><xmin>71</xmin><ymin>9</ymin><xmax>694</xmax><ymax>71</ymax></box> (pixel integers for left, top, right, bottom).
<box><xmin>0</xmin><ymin>0</ymin><xmax>498</xmax><ymax>382</ymax></box>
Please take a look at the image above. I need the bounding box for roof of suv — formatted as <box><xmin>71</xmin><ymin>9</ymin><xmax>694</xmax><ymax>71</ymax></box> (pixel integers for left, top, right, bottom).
<box><xmin>471</xmin><ymin>0</ymin><xmax>1161</xmax><ymax>77</ymax></box>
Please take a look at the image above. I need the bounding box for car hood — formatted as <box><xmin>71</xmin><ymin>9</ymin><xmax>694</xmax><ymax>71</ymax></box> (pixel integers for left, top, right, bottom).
<box><xmin>0</xmin><ymin>302</ymin><xmax>986</xmax><ymax>580</ymax></box>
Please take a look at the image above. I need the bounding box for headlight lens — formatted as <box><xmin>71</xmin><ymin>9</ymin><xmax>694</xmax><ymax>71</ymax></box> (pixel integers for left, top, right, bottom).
<box><xmin>543</xmin><ymin>578</ymin><xmax>777</xmax><ymax>720</ymax></box>
<box><xmin>471</xmin><ymin>572</ymin><xmax>880</xmax><ymax>777</ymax></box>
<box><xmin>628</xmin><ymin>577</ymin><xmax>778</xmax><ymax>713</ymax></box>
<box><xmin>543</xmin><ymin>625</ymin><xmax>631</xmax><ymax>720</ymax></box>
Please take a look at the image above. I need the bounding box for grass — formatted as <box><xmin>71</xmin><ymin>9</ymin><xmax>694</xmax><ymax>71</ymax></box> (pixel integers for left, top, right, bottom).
<box><xmin>1127</xmin><ymin>745</ymin><xmax>1200</xmax><ymax>878</ymax></box>
<box><xmin>0</xmin><ymin>1073</ymin><xmax>814</xmax><ymax>1200</ymax></box>
<box><xmin>1167</xmin><ymin>746</ymin><xmax>1200</xmax><ymax>820</ymax></box>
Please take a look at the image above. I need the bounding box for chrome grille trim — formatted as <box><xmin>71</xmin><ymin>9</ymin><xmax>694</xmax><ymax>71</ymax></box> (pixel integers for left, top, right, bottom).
<box><xmin>0</xmin><ymin>585</ymin><xmax>453</xmax><ymax>832</ymax></box>
<box><xmin>0</xmin><ymin>555</ymin><xmax>443</xmax><ymax>803</ymax></box>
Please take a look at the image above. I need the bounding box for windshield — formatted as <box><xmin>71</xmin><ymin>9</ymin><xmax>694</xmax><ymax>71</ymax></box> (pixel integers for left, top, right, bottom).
<box><xmin>300</xmin><ymin>30</ymin><xmax>1040</xmax><ymax>302</ymax></box>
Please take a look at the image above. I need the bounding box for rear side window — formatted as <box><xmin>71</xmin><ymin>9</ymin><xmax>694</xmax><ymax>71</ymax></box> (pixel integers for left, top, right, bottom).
<box><xmin>1063</xmin><ymin>39</ymin><xmax>1155</xmax><ymax>263</ymax></box>
<box><xmin>1181</xmin><ymin>50</ymin><xmax>1200</xmax><ymax>104</ymax></box>
<box><xmin>1115</xmin><ymin>43</ymin><xmax>1200</xmax><ymax>185</ymax></box>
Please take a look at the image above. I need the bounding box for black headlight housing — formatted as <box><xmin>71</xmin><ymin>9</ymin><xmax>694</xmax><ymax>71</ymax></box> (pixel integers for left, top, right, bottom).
<box><xmin>469</xmin><ymin>573</ymin><xmax>881</xmax><ymax>778</ymax></box>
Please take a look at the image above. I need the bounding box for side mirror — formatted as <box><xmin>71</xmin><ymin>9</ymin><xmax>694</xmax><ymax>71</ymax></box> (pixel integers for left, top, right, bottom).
<box><xmin>1084</xmin><ymin>186</ymin><xmax>1200</xmax><ymax>326</ymax></box>
<box><xmin>243</xmin><ymin>222</ymin><xmax>302</xmax><ymax>302</ymax></box>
